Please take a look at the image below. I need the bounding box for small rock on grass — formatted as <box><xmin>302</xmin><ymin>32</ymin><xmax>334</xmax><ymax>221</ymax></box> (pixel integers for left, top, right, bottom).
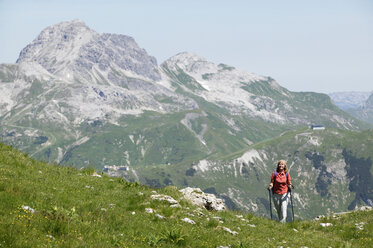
<box><xmin>22</xmin><ymin>206</ymin><xmax>35</xmax><ymax>214</ymax></box>
<box><xmin>320</xmin><ymin>223</ymin><xmax>333</xmax><ymax>227</ymax></box>
<box><xmin>181</xmin><ymin>217</ymin><xmax>196</xmax><ymax>224</ymax></box>
<box><xmin>155</xmin><ymin>214</ymin><xmax>166</xmax><ymax>219</ymax></box>
<box><xmin>145</xmin><ymin>208</ymin><xmax>154</xmax><ymax>214</ymax></box>
<box><xmin>222</xmin><ymin>227</ymin><xmax>238</xmax><ymax>235</ymax></box>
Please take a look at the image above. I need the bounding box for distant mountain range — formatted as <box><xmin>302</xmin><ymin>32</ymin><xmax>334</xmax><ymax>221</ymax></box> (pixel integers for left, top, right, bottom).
<box><xmin>328</xmin><ymin>91</ymin><xmax>371</xmax><ymax>110</ymax></box>
<box><xmin>329</xmin><ymin>91</ymin><xmax>373</xmax><ymax>124</ymax></box>
<box><xmin>1</xmin><ymin>20</ymin><xmax>372</xmax><ymax>219</ymax></box>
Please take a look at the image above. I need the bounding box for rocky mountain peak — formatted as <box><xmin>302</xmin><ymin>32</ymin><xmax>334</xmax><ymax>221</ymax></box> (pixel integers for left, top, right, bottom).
<box><xmin>162</xmin><ymin>51</ymin><xmax>265</xmax><ymax>84</ymax></box>
<box><xmin>77</xmin><ymin>32</ymin><xmax>161</xmax><ymax>81</ymax></box>
<box><xmin>162</xmin><ymin>52</ymin><xmax>214</xmax><ymax>74</ymax></box>
<box><xmin>15</xmin><ymin>20</ymin><xmax>161</xmax><ymax>82</ymax></box>
<box><xmin>16</xmin><ymin>19</ymin><xmax>98</xmax><ymax>73</ymax></box>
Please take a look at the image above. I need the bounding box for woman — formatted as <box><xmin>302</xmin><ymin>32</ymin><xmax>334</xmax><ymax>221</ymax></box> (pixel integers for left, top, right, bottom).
<box><xmin>268</xmin><ymin>160</ymin><xmax>293</xmax><ymax>223</ymax></box>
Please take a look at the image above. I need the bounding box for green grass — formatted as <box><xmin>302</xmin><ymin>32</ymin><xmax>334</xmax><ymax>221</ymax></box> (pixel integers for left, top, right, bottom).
<box><xmin>1</xmin><ymin>142</ymin><xmax>373</xmax><ymax>247</ymax></box>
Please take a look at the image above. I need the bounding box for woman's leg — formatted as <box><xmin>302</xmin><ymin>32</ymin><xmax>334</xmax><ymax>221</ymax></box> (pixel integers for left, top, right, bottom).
<box><xmin>279</xmin><ymin>192</ymin><xmax>290</xmax><ymax>223</ymax></box>
<box><xmin>272</xmin><ymin>193</ymin><xmax>282</xmax><ymax>221</ymax></box>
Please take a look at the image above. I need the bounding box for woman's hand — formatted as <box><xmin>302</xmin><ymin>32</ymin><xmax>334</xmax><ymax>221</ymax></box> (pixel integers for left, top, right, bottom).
<box><xmin>267</xmin><ymin>184</ymin><xmax>273</xmax><ymax>191</ymax></box>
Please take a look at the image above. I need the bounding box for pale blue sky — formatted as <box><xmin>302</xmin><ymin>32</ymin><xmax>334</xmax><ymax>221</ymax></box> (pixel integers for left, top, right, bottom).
<box><xmin>0</xmin><ymin>0</ymin><xmax>372</xmax><ymax>93</ymax></box>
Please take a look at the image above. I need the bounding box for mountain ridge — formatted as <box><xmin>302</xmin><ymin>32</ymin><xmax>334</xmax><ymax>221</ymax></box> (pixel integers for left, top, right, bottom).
<box><xmin>0</xmin><ymin>19</ymin><xmax>370</xmax><ymax>169</ymax></box>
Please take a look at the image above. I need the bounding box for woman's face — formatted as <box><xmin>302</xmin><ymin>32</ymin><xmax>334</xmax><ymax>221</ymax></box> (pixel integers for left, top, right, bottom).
<box><xmin>278</xmin><ymin>162</ymin><xmax>285</xmax><ymax>171</ymax></box>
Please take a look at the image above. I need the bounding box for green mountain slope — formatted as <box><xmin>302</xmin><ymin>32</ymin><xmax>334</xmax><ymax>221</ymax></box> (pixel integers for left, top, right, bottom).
<box><xmin>1</xmin><ymin>143</ymin><xmax>373</xmax><ymax>247</ymax></box>
<box><xmin>129</xmin><ymin>128</ymin><xmax>373</xmax><ymax>220</ymax></box>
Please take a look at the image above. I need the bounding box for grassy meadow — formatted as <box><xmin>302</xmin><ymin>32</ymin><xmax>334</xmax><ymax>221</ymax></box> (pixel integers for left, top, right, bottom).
<box><xmin>1</xmin><ymin>143</ymin><xmax>372</xmax><ymax>247</ymax></box>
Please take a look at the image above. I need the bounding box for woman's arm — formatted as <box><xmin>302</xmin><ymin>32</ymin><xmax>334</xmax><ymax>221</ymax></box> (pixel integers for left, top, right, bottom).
<box><xmin>287</xmin><ymin>174</ymin><xmax>292</xmax><ymax>188</ymax></box>
<box><xmin>268</xmin><ymin>175</ymin><xmax>274</xmax><ymax>190</ymax></box>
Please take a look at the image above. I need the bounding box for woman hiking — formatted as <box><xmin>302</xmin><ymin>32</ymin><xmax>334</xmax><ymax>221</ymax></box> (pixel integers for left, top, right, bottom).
<box><xmin>268</xmin><ymin>160</ymin><xmax>293</xmax><ymax>223</ymax></box>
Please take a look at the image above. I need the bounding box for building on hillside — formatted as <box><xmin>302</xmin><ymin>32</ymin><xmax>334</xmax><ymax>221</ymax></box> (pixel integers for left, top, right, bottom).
<box><xmin>311</xmin><ymin>125</ymin><xmax>325</xmax><ymax>130</ymax></box>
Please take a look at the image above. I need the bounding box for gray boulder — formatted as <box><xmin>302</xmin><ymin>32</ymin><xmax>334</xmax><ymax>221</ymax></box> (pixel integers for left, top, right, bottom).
<box><xmin>179</xmin><ymin>187</ymin><xmax>226</xmax><ymax>211</ymax></box>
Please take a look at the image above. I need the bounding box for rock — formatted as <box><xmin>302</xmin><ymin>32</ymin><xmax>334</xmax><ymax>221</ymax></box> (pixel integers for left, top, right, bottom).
<box><xmin>22</xmin><ymin>205</ymin><xmax>35</xmax><ymax>214</ymax></box>
<box><xmin>170</xmin><ymin>204</ymin><xmax>182</xmax><ymax>208</ymax></box>
<box><xmin>179</xmin><ymin>187</ymin><xmax>225</xmax><ymax>211</ymax></box>
<box><xmin>145</xmin><ymin>208</ymin><xmax>154</xmax><ymax>214</ymax></box>
<box><xmin>193</xmin><ymin>209</ymin><xmax>205</xmax><ymax>216</ymax></box>
<box><xmin>358</xmin><ymin>206</ymin><xmax>372</xmax><ymax>211</ymax></box>
<box><xmin>320</xmin><ymin>223</ymin><xmax>333</xmax><ymax>227</ymax></box>
<box><xmin>355</xmin><ymin>222</ymin><xmax>366</xmax><ymax>230</ymax></box>
<box><xmin>155</xmin><ymin>214</ymin><xmax>166</xmax><ymax>219</ymax></box>
<box><xmin>314</xmin><ymin>215</ymin><xmax>325</xmax><ymax>221</ymax></box>
<box><xmin>92</xmin><ymin>172</ymin><xmax>102</xmax><ymax>177</ymax></box>
<box><xmin>181</xmin><ymin>217</ymin><xmax>196</xmax><ymax>224</ymax></box>
<box><xmin>222</xmin><ymin>227</ymin><xmax>238</xmax><ymax>235</ymax></box>
<box><xmin>150</xmin><ymin>194</ymin><xmax>178</xmax><ymax>205</ymax></box>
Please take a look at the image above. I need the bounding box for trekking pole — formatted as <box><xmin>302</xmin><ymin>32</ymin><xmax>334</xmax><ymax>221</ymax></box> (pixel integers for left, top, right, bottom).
<box><xmin>268</xmin><ymin>188</ymin><xmax>273</xmax><ymax>220</ymax></box>
<box><xmin>289</xmin><ymin>186</ymin><xmax>295</xmax><ymax>221</ymax></box>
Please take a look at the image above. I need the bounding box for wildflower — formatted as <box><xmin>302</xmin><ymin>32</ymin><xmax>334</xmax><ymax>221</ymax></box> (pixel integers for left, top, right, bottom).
<box><xmin>46</xmin><ymin>235</ymin><xmax>54</xmax><ymax>239</ymax></box>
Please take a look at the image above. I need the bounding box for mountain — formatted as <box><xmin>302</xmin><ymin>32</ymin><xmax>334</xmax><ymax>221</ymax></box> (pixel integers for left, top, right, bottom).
<box><xmin>328</xmin><ymin>91</ymin><xmax>371</xmax><ymax>110</ymax></box>
<box><xmin>344</xmin><ymin>92</ymin><xmax>373</xmax><ymax>124</ymax></box>
<box><xmin>0</xmin><ymin>20</ymin><xmax>370</xmax><ymax>169</ymax></box>
<box><xmin>2</xmin><ymin>142</ymin><xmax>373</xmax><ymax>247</ymax></box>
<box><xmin>161</xmin><ymin>52</ymin><xmax>367</xmax><ymax>129</ymax></box>
<box><xmin>128</xmin><ymin>127</ymin><xmax>373</xmax><ymax>219</ymax></box>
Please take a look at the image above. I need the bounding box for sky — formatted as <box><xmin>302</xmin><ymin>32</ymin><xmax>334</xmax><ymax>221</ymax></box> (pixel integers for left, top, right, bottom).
<box><xmin>0</xmin><ymin>0</ymin><xmax>372</xmax><ymax>93</ymax></box>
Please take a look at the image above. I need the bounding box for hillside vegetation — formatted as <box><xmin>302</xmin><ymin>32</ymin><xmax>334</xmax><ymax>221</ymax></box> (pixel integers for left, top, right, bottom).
<box><xmin>1</xmin><ymin>143</ymin><xmax>373</xmax><ymax>247</ymax></box>
<box><xmin>125</xmin><ymin>128</ymin><xmax>373</xmax><ymax>220</ymax></box>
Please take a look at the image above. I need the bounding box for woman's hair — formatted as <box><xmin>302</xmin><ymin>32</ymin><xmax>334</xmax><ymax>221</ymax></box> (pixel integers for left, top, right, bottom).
<box><xmin>276</xmin><ymin>160</ymin><xmax>288</xmax><ymax>173</ymax></box>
